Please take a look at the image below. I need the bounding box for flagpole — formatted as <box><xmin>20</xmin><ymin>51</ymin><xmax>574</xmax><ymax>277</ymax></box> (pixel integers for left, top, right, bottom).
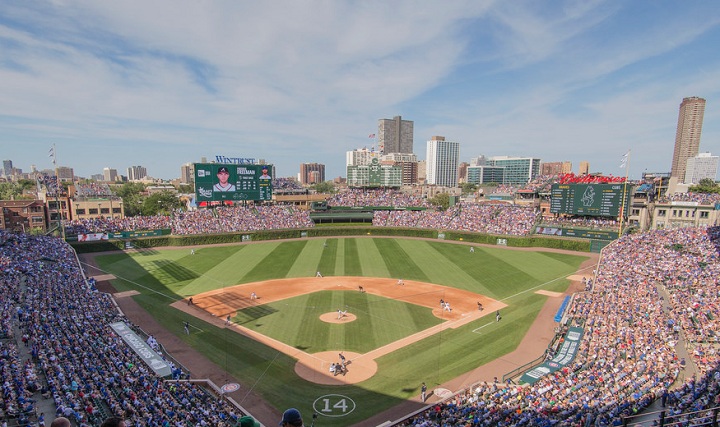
<box><xmin>50</xmin><ymin>143</ymin><xmax>65</xmax><ymax>239</ymax></box>
<box><xmin>618</xmin><ymin>150</ymin><xmax>630</xmax><ymax>239</ymax></box>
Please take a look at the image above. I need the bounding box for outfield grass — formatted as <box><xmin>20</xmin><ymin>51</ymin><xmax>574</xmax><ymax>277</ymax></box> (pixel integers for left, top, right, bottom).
<box><xmin>235</xmin><ymin>290</ymin><xmax>443</xmax><ymax>353</ymax></box>
<box><xmin>96</xmin><ymin>237</ymin><xmax>589</xmax><ymax>426</ymax></box>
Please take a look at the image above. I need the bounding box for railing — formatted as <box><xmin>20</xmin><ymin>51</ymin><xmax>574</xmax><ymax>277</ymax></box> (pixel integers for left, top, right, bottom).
<box><xmin>622</xmin><ymin>406</ymin><xmax>720</xmax><ymax>427</ymax></box>
<box><xmin>502</xmin><ymin>353</ymin><xmax>546</xmax><ymax>383</ymax></box>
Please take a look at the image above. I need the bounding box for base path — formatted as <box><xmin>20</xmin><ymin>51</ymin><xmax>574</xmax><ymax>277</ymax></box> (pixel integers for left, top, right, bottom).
<box><xmin>80</xmin><ymin>240</ymin><xmax>599</xmax><ymax>427</ymax></box>
<box><xmin>174</xmin><ymin>276</ymin><xmax>506</xmax><ymax>385</ymax></box>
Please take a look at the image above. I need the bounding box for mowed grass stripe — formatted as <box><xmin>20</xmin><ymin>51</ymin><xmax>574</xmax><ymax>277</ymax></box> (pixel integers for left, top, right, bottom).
<box><xmin>356</xmin><ymin>239</ymin><xmax>391</xmax><ymax>277</ymax></box>
<box><xmin>374</xmin><ymin>239</ymin><xmax>429</xmax><ymax>282</ymax></box>
<box><xmin>401</xmin><ymin>240</ymin><xmax>484</xmax><ymax>291</ymax></box>
<box><xmin>181</xmin><ymin>245</ymin><xmax>256</xmax><ymax>294</ymax></box>
<box><xmin>343</xmin><ymin>239</ymin><xmax>362</xmax><ymax>276</ymax></box>
<box><xmin>243</xmin><ymin>241</ymin><xmax>307</xmax><ymax>282</ymax></box>
<box><xmin>464</xmin><ymin>247</ymin><xmax>538</xmax><ymax>297</ymax></box>
<box><xmin>100</xmin><ymin>253</ymin><xmax>158</xmax><ymax>282</ymax></box>
<box><xmin>287</xmin><ymin>239</ymin><xmax>324</xmax><ymax>278</ymax></box>
<box><xmin>333</xmin><ymin>239</ymin><xmax>345</xmax><ymax>276</ymax></box>
<box><xmin>316</xmin><ymin>239</ymin><xmax>338</xmax><ymax>277</ymax></box>
<box><xmin>487</xmin><ymin>249</ymin><xmax>580</xmax><ymax>285</ymax></box>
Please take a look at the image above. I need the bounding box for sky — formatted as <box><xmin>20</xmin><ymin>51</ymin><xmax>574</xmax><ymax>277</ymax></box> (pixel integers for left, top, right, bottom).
<box><xmin>1</xmin><ymin>1</ymin><xmax>720</xmax><ymax>182</ymax></box>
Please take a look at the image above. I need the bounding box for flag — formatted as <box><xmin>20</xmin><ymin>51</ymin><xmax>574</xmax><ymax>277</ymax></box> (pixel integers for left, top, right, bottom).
<box><xmin>619</xmin><ymin>151</ymin><xmax>629</xmax><ymax>168</ymax></box>
<box><xmin>368</xmin><ymin>133</ymin><xmax>376</xmax><ymax>138</ymax></box>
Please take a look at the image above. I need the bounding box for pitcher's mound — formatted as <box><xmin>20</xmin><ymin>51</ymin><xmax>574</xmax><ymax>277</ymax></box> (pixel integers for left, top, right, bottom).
<box><xmin>295</xmin><ymin>351</ymin><xmax>378</xmax><ymax>384</ymax></box>
<box><xmin>320</xmin><ymin>312</ymin><xmax>357</xmax><ymax>323</ymax></box>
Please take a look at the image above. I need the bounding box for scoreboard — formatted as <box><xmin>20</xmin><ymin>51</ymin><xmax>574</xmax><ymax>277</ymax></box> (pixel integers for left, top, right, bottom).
<box><xmin>194</xmin><ymin>163</ymin><xmax>272</xmax><ymax>203</ymax></box>
<box><xmin>550</xmin><ymin>183</ymin><xmax>632</xmax><ymax>217</ymax></box>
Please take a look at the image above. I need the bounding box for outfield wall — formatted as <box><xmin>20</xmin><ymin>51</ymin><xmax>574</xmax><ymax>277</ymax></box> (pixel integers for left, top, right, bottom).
<box><xmin>70</xmin><ymin>226</ymin><xmax>593</xmax><ymax>253</ymax></box>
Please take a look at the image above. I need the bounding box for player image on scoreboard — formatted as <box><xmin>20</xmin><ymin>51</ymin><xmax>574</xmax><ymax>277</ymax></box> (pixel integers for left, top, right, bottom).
<box><xmin>213</xmin><ymin>166</ymin><xmax>236</xmax><ymax>192</ymax></box>
<box><xmin>194</xmin><ymin>163</ymin><xmax>273</xmax><ymax>203</ymax></box>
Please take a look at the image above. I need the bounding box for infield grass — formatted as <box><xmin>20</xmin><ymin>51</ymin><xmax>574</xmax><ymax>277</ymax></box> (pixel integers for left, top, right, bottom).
<box><xmin>96</xmin><ymin>237</ymin><xmax>590</xmax><ymax>427</ymax></box>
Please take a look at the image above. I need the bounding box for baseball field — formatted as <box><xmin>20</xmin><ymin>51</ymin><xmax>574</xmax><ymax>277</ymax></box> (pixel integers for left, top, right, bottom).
<box><xmin>94</xmin><ymin>237</ymin><xmax>592</xmax><ymax>426</ymax></box>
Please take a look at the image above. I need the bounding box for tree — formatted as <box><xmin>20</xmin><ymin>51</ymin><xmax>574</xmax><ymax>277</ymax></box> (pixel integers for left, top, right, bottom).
<box><xmin>313</xmin><ymin>181</ymin><xmax>336</xmax><ymax>194</ymax></box>
<box><xmin>0</xmin><ymin>180</ymin><xmax>37</xmax><ymax>200</ymax></box>
<box><xmin>177</xmin><ymin>184</ymin><xmax>194</xmax><ymax>194</ymax></box>
<box><xmin>114</xmin><ymin>182</ymin><xmax>146</xmax><ymax>216</ymax></box>
<box><xmin>689</xmin><ymin>178</ymin><xmax>720</xmax><ymax>194</ymax></box>
<box><xmin>427</xmin><ymin>192</ymin><xmax>450</xmax><ymax>210</ymax></box>
<box><xmin>460</xmin><ymin>182</ymin><xmax>478</xmax><ymax>195</ymax></box>
<box><xmin>141</xmin><ymin>191</ymin><xmax>183</xmax><ymax>216</ymax></box>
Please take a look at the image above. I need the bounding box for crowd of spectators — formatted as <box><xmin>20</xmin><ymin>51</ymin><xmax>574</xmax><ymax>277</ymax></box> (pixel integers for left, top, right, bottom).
<box><xmin>0</xmin><ymin>231</ymin><xmax>248</xmax><ymax>426</ymax></box>
<box><xmin>5</xmin><ymin>200</ymin><xmax>720</xmax><ymax>426</ymax></box>
<box><xmin>486</xmin><ymin>175</ymin><xmax>558</xmax><ymax>195</ymax></box>
<box><xmin>659</xmin><ymin>192</ymin><xmax>720</xmax><ymax>205</ymax></box>
<box><xmin>271</xmin><ymin>178</ymin><xmax>304</xmax><ymax>191</ymax></box>
<box><xmin>74</xmin><ymin>183</ymin><xmax>114</xmax><ymax>197</ymax></box>
<box><xmin>375</xmin><ymin>203</ymin><xmax>539</xmax><ymax>236</ymax></box>
<box><xmin>66</xmin><ymin>215</ymin><xmax>172</xmax><ymax>235</ymax></box>
<box><xmin>172</xmin><ymin>205</ymin><xmax>314</xmax><ymax>235</ymax></box>
<box><xmin>38</xmin><ymin>175</ymin><xmax>68</xmax><ymax>197</ymax></box>
<box><xmin>401</xmin><ymin>226</ymin><xmax>720</xmax><ymax>426</ymax></box>
<box><xmin>327</xmin><ymin>189</ymin><xmax>432</xmax><ymax>208</ymax></box>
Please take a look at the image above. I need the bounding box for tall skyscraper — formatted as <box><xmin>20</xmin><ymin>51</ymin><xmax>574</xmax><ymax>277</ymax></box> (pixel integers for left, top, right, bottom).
<box><xmin>2</xmin><ymin>160</ymin><xmax>13</xmax><ymax>177</ymax></box>
<box><xmin>671</xmin><ymin>96</ymin><xmax>706</xmax><ymax>182</ymax></box>
<box><xmin>127</xmin><ymin>165</ymin><xmax>148</xmax><ymax>181</ymax></box>
<box><xmin>103</xmin><ymin>167</ymin><xmax>118</xmax><ymax>182</ymax></box>
<box><xmin>426</xmin><ymin>136</ymin><xmax>460</xmax><ymax>187</ymax></box>
<box><xmin>378</xmin><ymin>116</ymin><xmax>413</xmax><ymax>154</ymax></box>
<box><xmin>299</xmin><ymin>163</ymin><xmax>325</xmax><ymax>185</ymax></box>
<box><xmin>180</xmin><ymin>163</ymin><xmax>194</xmax><ymax>184</ymax></box>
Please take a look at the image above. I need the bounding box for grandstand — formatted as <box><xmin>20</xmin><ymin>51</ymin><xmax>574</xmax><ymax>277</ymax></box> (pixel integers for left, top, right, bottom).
<box><xmin>4</xmin><ymin>185</ymin><xmax>720</xmax><ymax>426</ymax></box>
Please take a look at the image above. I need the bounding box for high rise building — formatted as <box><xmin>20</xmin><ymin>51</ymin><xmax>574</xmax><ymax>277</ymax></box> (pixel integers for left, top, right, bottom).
<box><xmin>103</xmin><ymin>167</ymin><xmax>118</xmax><ymax>182</ymax></box>
<box><xmin>458</xmin><ymin>162</ymin><xmax>469</xmax><ymax>183</ymax></box>
<box><xmin>300</xmin><ymin>163</ymin><xmax>325</xmax><ymax>185</ymax></box>
<box><xmin>2</xmin><ymin>160</ymin><xmax>12</xmax><ymax>177</ymax></box>
<box><xmin>484</xmin><ymin>156</ymin><xmax>540</xmax><ymax>185</ymax></box>
<box><xmin>378</xmin><ymin>115</ymin><xmax>413</xmax><ymax>154</ymax></box>
<box><xmin>541</xmin><ymin>161</ymin><xmax>572</xmax><ymax>175</ymax></box>
<box><xmin>470</xmin><ymin>156</ymin><xmax>487</xmax><ymax>167</ymax></box>
<box><xmin>127</xmin><ymin>165</ymin><xmax>148</xmax><ymax>181</ymax></box>
<box><xmin>380</xmin><ymin>152</ymin><xmax>418</xmax><ymax>185</ymax></box>
<box><xmin>346</xmin><ymin>148</ymin><xmax>380</xmax><ymax>167</ymax></box>
<box><xmin>684</xmin><ymin>152</ymin><xmax>719</xmax><ymax>184</ymax></box>
<box><xmin>180</xmin><ymin>163</ymin><xmax>194</xmax><ymax>184</ymax></box>
<box><xmin>466</xmin><ymin>165</ymin><xmax>505</xmax><ymax>185</ymax></box>
<box><xmin>671</xmin><ymin>96</ymin><xmax>706</xmax><ymax>182</ymax></box>
<box><xmin>426</xmin><ymin>136</ymin><xmax>460</xmax><ymax>187</ymax></box>
<box><xmin>579</xmin><ymin>161</ymin><xmax>590</xmax><ymax>175</ymax></box>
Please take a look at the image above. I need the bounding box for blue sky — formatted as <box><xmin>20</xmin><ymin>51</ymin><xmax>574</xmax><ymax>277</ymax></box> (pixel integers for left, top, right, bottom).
<box><xmin>1</xmin><ymin>1</ymin><xmax>719</xmax><ymax>181</ymax></box>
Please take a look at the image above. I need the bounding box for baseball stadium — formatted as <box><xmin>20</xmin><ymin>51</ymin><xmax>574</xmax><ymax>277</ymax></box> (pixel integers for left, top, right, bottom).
<box><xmin>2</xmin><ymin>184</ymin><xmax>720</xmax><ymax>427</ymax></box>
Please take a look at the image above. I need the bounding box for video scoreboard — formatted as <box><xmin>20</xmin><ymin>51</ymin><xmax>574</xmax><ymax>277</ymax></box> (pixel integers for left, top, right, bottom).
<box><xmin>194</xmin><ymin>163</ymin><xmax>272</xmax><ymax>203</ymax></box>
<box><xmin>550</xmin><ymin>183</ymin><xmax>632</xmax><ymax>217</ymax></box>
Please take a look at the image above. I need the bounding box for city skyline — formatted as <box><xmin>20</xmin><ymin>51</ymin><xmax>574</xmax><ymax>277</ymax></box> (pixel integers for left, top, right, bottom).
<box><xmin>1</xmin><ymin>2</ymin><xmax>719</xmax><ymax>181</ymax></box>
